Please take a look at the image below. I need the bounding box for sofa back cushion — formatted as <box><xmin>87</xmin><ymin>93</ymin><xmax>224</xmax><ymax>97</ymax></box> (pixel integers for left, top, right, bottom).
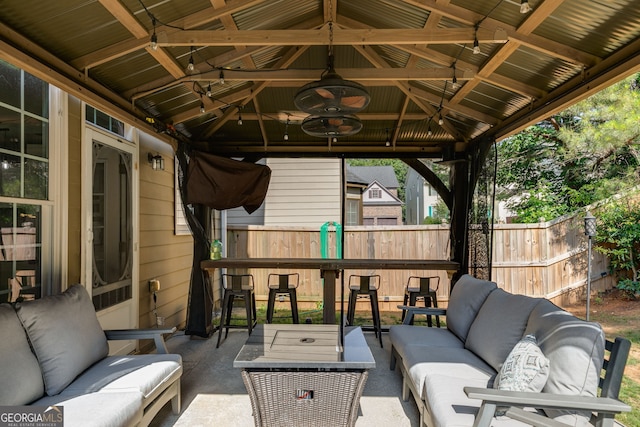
<box><xmin>465</xmin><ymin>289</ymin><xmax>540</xmax><ymax>372</ymax></box>
<box><xmin>15</xmin><ymin>284</ymin><xmax>109</xmax><ymax>396</ymax></box>
<box><xmin>446</xmin><ymin>275</ymin><xmax>497</xmax><ymax>342</ymax></box>
<box><xmin>0</xmin><ymin>304</ymin><xmax>44</xmax><ymax>404</ymax></box>
<box><xmin>524</xmin><ymin>299</ymin><xmax>605</xmax><ymax>425</ymax></box>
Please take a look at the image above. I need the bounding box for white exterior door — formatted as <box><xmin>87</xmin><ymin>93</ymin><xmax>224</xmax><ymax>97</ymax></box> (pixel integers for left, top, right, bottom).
<box><xmin>83</xmin><ymin>126</ymin><xmax>138</xmax><ymax>354</ymax></box>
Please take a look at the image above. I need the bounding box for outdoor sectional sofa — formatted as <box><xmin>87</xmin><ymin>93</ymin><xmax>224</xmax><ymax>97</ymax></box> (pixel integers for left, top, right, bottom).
<box><xmin>389</xmin><ymin>274</ymin><xmax>631</xmax><ymax>427</ymax></box>
<box><xmin>0</xmin><ymin>284</ymin><xmax>182</xmax><ymax>427</ymax></box>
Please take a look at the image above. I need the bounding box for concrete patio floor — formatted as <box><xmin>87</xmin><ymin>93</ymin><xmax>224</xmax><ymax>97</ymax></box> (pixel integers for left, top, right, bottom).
<box><xmin>148</xmin><ymin>327</ymin><xmax>420</xmax><ymax>427</ymax></box>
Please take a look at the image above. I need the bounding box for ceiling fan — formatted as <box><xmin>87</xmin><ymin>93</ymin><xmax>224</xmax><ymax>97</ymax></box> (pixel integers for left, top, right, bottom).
<box><xmin>294</xmin><ymin>55</ymin><xmax>370</xmax><ymax>116</ymax></box>
<box><xmin>294</xmin><ymin>19</ymin><xmax>370</xmax><ymax>139</ymax></box>
<box><xmin>300</xmin><ymin>115</ymin><xmax>363</xmax><ymax>137</ymax></box>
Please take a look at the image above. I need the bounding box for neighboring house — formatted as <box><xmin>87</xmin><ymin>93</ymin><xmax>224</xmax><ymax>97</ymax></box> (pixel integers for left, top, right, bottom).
<box><xmin>227</xmin><ymin>158</ymin><xmax>342</xmax><ymax>228</ymax></box>
<box><xmin>405</xmin><ymin>167</ymin><xmax>441</xmax><ymax>225</ymax></box>
<box><xmin>227</xmin><ymin>161</ymin><xmax>404</xmax><ymax>227</ymax></box>
<box><xmin>347</xmin><ymin>166</ymin><xmax>403</xmax><ymax>225</ymax></box>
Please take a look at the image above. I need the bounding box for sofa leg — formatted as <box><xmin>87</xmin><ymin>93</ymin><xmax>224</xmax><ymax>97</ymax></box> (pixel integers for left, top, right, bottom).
<box><xmin>171</xmin><ymin>383</ymin><xmax>181</xmax><ymax>414</ymax></box>
<box><xmin>402</xmin><ymin>377</ymin><xmax>410</xmax><ymax>401</ymax></box>
<box><xmin>390</xmin><ymin>345</ymin><xmax>397</xmax><ymax>370</ymax></box>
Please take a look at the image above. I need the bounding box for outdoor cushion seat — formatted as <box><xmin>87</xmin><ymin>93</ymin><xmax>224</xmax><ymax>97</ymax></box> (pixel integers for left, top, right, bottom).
<box><xmin>61</xmin><ymin>354</ymin><xmax>182</xmax><ymax>398</ymax></box>
<box><xmin>404</xmin><ymin>348</ymin><xmax>495</xmax><ymax>401</ymax></box>
<box><xmin>389</xmin><ymin>274</ymin><xmax>630</xmax><ymax>427</ymax></box>
<box><xmin>33</xmin><ymin>391</ymin><xmax>144</xmax><ymax>427</ymax></box>
<box><xmin>0</xmin><ymin>284</ymin><xmax>182</xmax><ymax>427</ymax></box>
<box><xmin>424</xmin><ymin>374</ymin><xmax>533</xmax><ymax>427</ymax></box>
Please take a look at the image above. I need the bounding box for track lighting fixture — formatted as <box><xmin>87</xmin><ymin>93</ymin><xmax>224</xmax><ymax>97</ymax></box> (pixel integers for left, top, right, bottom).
<box><xmin>187</xmin><ymin>47</ymin><xmax>194</xmax><ymax>72</ymax></box>
<box><xmin>206</xmin><ymin>84</ymin><xmax>212</xmax><ymax>97</ymax></box>
<box><xmin>520</xmin><ymin>0</ymin><xmax>532</xmax><ymax>13</ymax></box>
<box><xmin>219</xmin><ymin>70</ymin><xmax>225</xmax><ymax>85</ymax></box>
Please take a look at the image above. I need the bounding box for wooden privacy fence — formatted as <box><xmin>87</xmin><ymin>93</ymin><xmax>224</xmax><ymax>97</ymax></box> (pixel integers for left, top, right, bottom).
<box><xmin>222</xmin><ymin>216</ymin><xmax>612</xmax><ymax>312</ymax></box>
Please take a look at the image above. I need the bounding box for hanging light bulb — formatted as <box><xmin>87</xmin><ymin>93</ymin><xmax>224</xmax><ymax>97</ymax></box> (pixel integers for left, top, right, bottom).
<box><xmin>149</xmin><ymin>18</ymin><xmax>158</xmax><ymax>50</ymax></box>
<box><xmin>473</xmin><ymin>37</ymin><xmax>481</xmax><ymax>54</ymax></box>
<box><xmin>438</xmin><ymin>114</ymin><xmax>444</xmax><ymax>126</ymax></box>
<box><xmin>219</xmin><ymin>70</ymin><xmax>225</xmax><ymax>85</ymax></box>
<box><xmin>187</xmin><ymin>47</ymin><xmax>194</xmax><ymax>72</ymax></box>
<box><xmin>452</xmin><ymin>75</ymin><xmax>458</xmax><ymax>89</ymax></box>
<box><xmin>206</xmin><ymin>84</ymin><xmax>212</xmax><ymax>97</ymax></box>
<box><xmin>200</xmin><ymin>100</ymin><xmax>205</xmax><ymax>114</ymax></box>
<box><xmin>385</xmin><ymin>128</ymin><xmax>391</xmax><ymax>147</ymax></box>
<box><xmin>520</xmin><ymin>0</ymin><xmax>532</xmax><ymax>13</ymax></box>
<box><xmin>237</xmin><ymin>107</ymin><xmax>243</xmax><ymax>125</ymax></box>
<box><xmin>284</xmin><ymin>118</ymin><xmax>290</xmax><ymax>141</ymax></box>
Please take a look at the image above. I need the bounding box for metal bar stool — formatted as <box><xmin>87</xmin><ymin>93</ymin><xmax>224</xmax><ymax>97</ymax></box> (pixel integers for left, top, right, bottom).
<box><xmin>217</xmin><ymin>273</ymin><xmax>257</xmax><ymax>348</ymax></box>
<box><xmin>402</xmin><ymin>276</ymin><xmax>440</xmax><ymax>327</ymax></box>
<box><xmin>346</xmin><ymin>274</ymin><xmax>383</xmax><ymax>347</ymax></box>
<box><xmin>266</xmin><ymin>273</ymin><xmax>300</xmax><ymax>324</ymax></box>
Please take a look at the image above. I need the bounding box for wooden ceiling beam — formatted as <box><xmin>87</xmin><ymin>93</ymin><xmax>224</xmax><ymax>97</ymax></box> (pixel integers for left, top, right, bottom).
<box><xmin>159</xmin><ymin>28</ymin><xmax>509</xmax><ymax>47</ymax></box>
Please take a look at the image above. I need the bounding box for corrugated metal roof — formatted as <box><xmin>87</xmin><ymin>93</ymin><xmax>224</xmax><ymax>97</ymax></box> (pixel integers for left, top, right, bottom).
<box><xmin>0</xmin><ymin>0</ymin><xmax>638</xmax><ymax>158</ymax></box>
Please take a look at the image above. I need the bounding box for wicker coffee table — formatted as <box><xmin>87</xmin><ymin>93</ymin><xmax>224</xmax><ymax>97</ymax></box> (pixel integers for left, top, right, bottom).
<box><xmin>234</xmin><ymin>324</ymin><xmax>375</xmax><ymax>427</ymax></box>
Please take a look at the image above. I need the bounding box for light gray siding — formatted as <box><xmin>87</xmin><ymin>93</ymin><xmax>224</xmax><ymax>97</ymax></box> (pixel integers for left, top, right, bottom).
<box><xmin>264</xmin><ymin>158</ymin><xmax>341</xmax><ymax>227</ymax></box>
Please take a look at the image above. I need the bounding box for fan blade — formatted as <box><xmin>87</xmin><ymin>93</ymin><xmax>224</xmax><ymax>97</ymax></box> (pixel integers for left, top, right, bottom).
<box><xmin>327</xmin><ymin>118</ymin><xmax>344</xmax><ymax>126</ymax></box>
<box><xmin>315</xmin><ymin>88</ymin><xmax>335</xmax><ymax>99</ymax></box>
<box><xmin>341</xmin><ymin>96</ymin><xmax>367</xmax><ymax>109</ymax></box>
<box><xmin>339</xmin><ymin>125</ymin><xmax>354</xmax><ymax>132</ymax></box>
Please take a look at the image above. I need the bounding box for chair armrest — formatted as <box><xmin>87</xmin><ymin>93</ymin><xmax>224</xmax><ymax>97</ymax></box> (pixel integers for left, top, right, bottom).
<box><xmin>464</xmin><ymin>386</ymin><xmax>631</xmax><ymax>413</ymax></box>
<box><xmin>396</xmin><ymin>305</ymin><xmax>447</xmax><ymax>325</ymax></box>
<box><xmin>104</xmin><ymin>327</ymin><xmax>177</xmax><ymax>354</ymax></box>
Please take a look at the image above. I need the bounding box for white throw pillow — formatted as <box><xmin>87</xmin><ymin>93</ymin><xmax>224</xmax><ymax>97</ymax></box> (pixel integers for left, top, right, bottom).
<box><xmin>495</xmin><ymin>334</ymin><xmax>550</xmax><ymax>392</ymax></box>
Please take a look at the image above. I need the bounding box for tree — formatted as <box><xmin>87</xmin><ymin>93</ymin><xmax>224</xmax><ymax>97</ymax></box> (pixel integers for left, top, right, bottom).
<box><xmin>594</xmin><ymin>199</ymin><xmax>640</xmax><ymax>297</ymax></box>
<box><xmin>496</xmin><ymin>74</ymin><xmax>640</xmax><ymax>222</ymax></box>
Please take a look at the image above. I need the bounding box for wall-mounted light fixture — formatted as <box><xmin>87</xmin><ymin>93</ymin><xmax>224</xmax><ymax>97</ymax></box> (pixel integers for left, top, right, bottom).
<box><xmin>148</xmin><ymin>153</ymin><xmax>164</xmax><ymax>171</ymax></box>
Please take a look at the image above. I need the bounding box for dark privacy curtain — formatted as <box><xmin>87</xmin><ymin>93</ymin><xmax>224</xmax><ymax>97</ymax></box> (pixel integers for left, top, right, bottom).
<box><xmin>175</xmin><ymin>143</ymin><xmax>271</xmax><ymax>337</ymax></box>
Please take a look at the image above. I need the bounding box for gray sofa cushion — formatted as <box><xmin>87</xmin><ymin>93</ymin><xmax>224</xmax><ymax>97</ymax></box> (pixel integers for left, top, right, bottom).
<box><xmin>389</xmin><ymin>325</ymin><xmax>464</xmax><ymax>361</ymax></box>
<box><xmin>15</xmin><ymin>284</ymin><xmax>109</xmax><ymax>396</ymax></box>
<box><xmin>34</xmin><ymin>391</ymin><xmax>143</xmax><ymax>427</ymax></box>
<box><xmin>446</xmin><ymin>275</ymin><xmax>497</xmax><ymax>342</ymax></box>
<box><xmin>404</xmin><ymin>347</ymin><xmax>495</xmax><ymax>400</ymax></box>
<box><xmin>424</xmin><ymin>374</ymin><xmax>530</xmax><ymax>427</ymax></box>
<box><xmin>524</xmin><ymin>299</ymin><xmax>605</xmax><ymax>426</ymax></box>
<box><xmin>0</xmin><ymin>304</ymin><xmax>44</xmax><ymax>405</ymax></box>
<box><xmin>465</xmin><ymin>289</ymin><xmax>540</xmax><ymax>372</ymax></box>
<box><xmin>61</xmin><ymin>354</ymin><xmax>182</xmax><ymax>398</ymax></box>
